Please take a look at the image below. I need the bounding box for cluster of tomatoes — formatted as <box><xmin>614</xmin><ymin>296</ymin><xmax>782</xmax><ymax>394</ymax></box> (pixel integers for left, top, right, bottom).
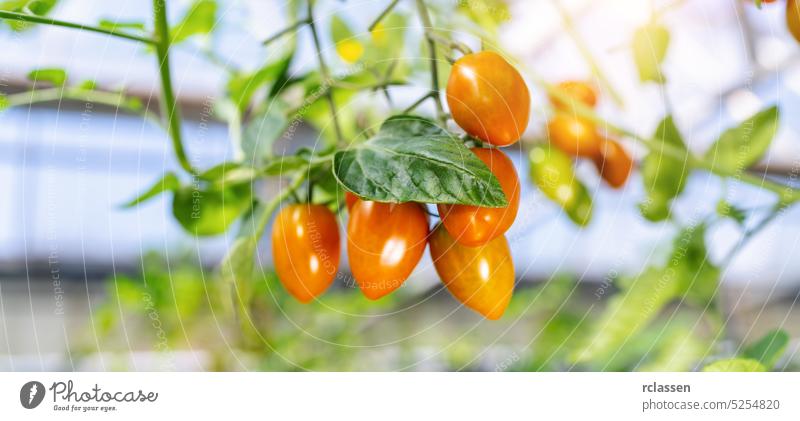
<box><xmin>546</xmin><ymin>81</ymin><xmax>634</xmax><ymax>190</ymax></box>
<box><xmin>271</xmin><ymin>51</ymin><xmax>528</xmax><ymax>319</ymax></box>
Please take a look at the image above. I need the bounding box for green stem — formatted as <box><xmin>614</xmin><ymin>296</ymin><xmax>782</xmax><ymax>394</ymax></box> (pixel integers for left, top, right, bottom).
<box><xmin>262</xmin><ymin>18</ymin><xmax>311</xmax><ymax>46</ymax></box>
<box><xmin>306</xmin><ymin>0</ymin><xmax>345</xmax><ymax>146</ymax></box>
<box><xmin>153</xmin><ymin>0</ymin><xmax>197</xmax><ymax>175</ymax></box>
<box><xmin>403</xmin><ymin>92</ymin><xmax>434</xmax><ymax>114</ymax></box>
<box><xmin>720</xmin><ymin>205</ymin><xmax>784</xmax><ymax>267</ymax></box>
<box><xmin>415</xmin><ymin>0</ymin><xmax>446</xmax><ymax>125</ymax></box>
<box><xmin>254</xmin><ymin>175</ymin><xmax>307</xmax><ymax>240</ymax></box>
<box><xmin>0</xmin><ymin>10</ymin><xmax>156</xmax><ymax>44</ymax></box>
<box><xmin>368</xmin><ymin>0</ymin><xmax>401</xmax><ymax>32</ymax></box>
<box><xmin>537</xmin><ymin>76</ymin><xmax>800</xmax><ymax>203</ymax></box>
<box><xmin>552</xmin><ymin>0</ymin><xmax>625</xmax><ymax>107</ymax></box>
<box><xmin>5</xmin><ymin>87</ymin><xmax>162</xmax><ymax>127</ymax></box>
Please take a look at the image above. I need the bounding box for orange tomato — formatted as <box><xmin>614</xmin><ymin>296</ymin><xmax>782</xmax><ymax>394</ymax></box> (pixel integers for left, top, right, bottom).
<box><xmin>550</xmin><ymin>81</ymin><xmax>598</xmax><ymax>111</ymax></box>
<box><xmin>593</xmin><ymin>137</ymin><xmax>634</xmax><ymax>188</ymax></box>
<box><xmin>789</xmin><ymin>0</ymin><xmax>800</xmax><ymax>43</ymax></box>
<box><xmin>547</xmin><ymin>113</ymin><xmax>600</xmax><ymax>158</ymax></box>
<box><xmin>446</xmin><ymin>51</ymin><xmax>531</xmax><ymax>147</ymax></box>
<box><xmin>344</xmin><ymin>191</ymin><xmax>359</xmax><ymax>211</ymax></box>
<box><xmin>272</xmin><ymin>204</ymin><xmax>340</xmax><ymax>303</ymax></box>
<box><xmin>347</xmin><ymin>201</ymin><xmax>429</xmax><ymax>300</ymax></box>
<box><xmin>438</xmin><ymin>147</ymin><xmax>520</xmax><ymax>247</ymax></box>
<box><xmin>429</xmin><ymin>225</ymin><xmax>514</xmax><ymax>320</ymax></box>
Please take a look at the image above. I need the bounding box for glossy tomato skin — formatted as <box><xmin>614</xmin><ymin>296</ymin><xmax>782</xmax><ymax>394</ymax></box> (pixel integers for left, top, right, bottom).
<box><xmin>429</xmin><ymin>225</ymin><xmax>514</xmax><ymax>320</ymax></box>
<box><xmin>446</xmin><ymin>51</ymin><xmax>531</xmax><ymax>147</ymax></box>
<box><xmin>272</xmin><ymin>204</ymin><xmax>340</xmax><ymax>303</ymax></box>
<box><xmin>789</xmin><ymin>0</ymin><xmax>800</xmax><ymax>43</ymax></box>
<box><xmin>347</xmin><ymin>201</ymin><xmax>429</xmax><ymax>300</ymax></box>
<box><xmin>344</xmin><ymin>191</ymin><xmax>359</xmax><ymax>211</ymax></box>
<box><xmin>550</xmin><ymin>81</ymin><xmax>598</xmax><ymax>111</ymax></box>
<box><xmin>547</xmin><ymin>113</ymin><xmax>600</xmax><ymax>158</ymax></box>
<box><xmin>438</xmin><ymin>148</ymin><xmax>520</xmax><ymax>247</ymax></box>
<box><xmin>593</xmin><ymin>137</ymin><xmax>634</xmax><ymax>188</ymax></box>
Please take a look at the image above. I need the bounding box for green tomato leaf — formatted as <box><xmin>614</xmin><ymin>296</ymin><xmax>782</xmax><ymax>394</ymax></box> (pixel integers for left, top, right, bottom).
<box><xmin>705</xmin><ymin>106</ymin><xmax>779</xmax><ymax>174</ymax></box>
<box><xmin>1</xmin><ymin>0</ymin><xmax>58</xmax><ymax>30</ymax></box>
<box><xmin>716</xmin><ymin>199</ymin><xmax>747</xmax><ymax>225</ymax></box>
<box><xmin>227</xmin><ymin>54</ymin><xmax>294</xmax><ymax>112</ymax></box>
<box><xmin>0</xmin><ymin>94</ymin><xmax>8</xmax><ymax>112</ymax></box>
<box><xmin>77</xmin><ymin>80</ymin><xmax>97</xmax><ymax>90</ymax></box>
<box><xmin>632</xmin><ymin>23</ymin><xmax>670</xmax><ymax>83</ymax></box>
<box><xmin>755</xmin><ymin>0</ymin><xmax>763</xmax><ymax>8</ymax></box>
<box><xmin>639</xmin><ymin>116</ymin><xmax>690</xmax><ymax>221</ymax></box>
<box><xmin>27</xmin><ymin>67</ymin><xmax>67</xmax><ymax>86</ymax></box>
<box><xmin>98</xmin><ymin>18</ymin><xmax>146</xmax><ymax>32</ymax></box>
<box><xmin>263</xmin><ymin>155</ymin><xmax>309</xmax><ymax>176</ymax></box>
<box><xmin>702</xmin><ymin>358</ymin><xmax>768</xmax><ymax>372</ymax></box>
<box><xmin>121</xmin><ymin>172</ymin><xmax>180</xmax><ymax>208</ymax></box>
<box><xmin>170</xmin><ymin>0</ymin><xmax>216</xmax><ymax>44</ymax></box>
<box><xmin>172</xmin><ymin>184</ymin><xmax>251</xmax><ymax>236</ymax></box>
<box><xmin>200</xmin><ymin>162</ymin><xmax>260</xmax><ymax>188</ymax></box>
<box><xmin>529</xmin><ymin>145</ymin><xmax>593</xmax><ymax>226</ymax></box>
<box><xmin>743</xmin><ymin>329</ymin><xmax>789</xmax><ymax>369</ymax></box>
<box><xmin>334</xmin><ymin>115</ymin><xmax>507</xmax><ymax>206</ymax></box>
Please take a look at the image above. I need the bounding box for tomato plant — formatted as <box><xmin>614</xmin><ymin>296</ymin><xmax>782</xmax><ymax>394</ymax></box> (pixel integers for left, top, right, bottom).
<box><xmin>2</xmin><ymin>0</ymin><xmax>799</xmax><ymax>372</ymax></box>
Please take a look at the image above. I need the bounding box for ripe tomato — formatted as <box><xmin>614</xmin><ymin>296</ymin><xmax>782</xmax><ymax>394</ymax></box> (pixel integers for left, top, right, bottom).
<box><xmin>344</xmin><ymin>191</ymin><xmax>359</xmax><ymax>211</ymax></box>
<box><xmin>438</xmin><ymin>147</ymin><xmax>520</xmax><ymax>247</ymax></box>
<box><xmin>789</xmin><ymin>0</ymin><xmax>800</xmax><ymax>43</ymax></box>
<box><xmin>272</xmin><ymin>204</ymin><xmax>340</xmax><ymax>303</ymax></box>
<box><xmin>547</xmin><ymin>113</ymin><xmax>600</xmax><ymax>158</ymax></box>
<box><xmin>429</xmin><ymin>225</ymin><xmax>514</xmax><ymax>320</ymax></box>
<box><xmin>347</xmin><ymin>201</ymin><xmax>429</xmax><ymax>300</ymax></box>
<box><xmin>550</xmin><ymin>81</ymin><xmax>597</xmax><ymax>111</ymax></box>
<box><xmin>593</xmin><ymin>137</ymin><xmax>634</xmax><ymax>188</ymax></box>
<box><xmin>446</xmin><ymin>51</ymin><xmax>531</xmax><ymax>147</ymax></box>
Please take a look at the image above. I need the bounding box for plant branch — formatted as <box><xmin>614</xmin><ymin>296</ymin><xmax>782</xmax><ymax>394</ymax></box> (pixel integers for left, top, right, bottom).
<box><xmin>551</xmin><ymin>0</ymin><xmax>625</xmax><ymax>107</ymax></box>
<box><xmin>4</xmin><ymin>87</ymin><xmax>162</xmax><ymax>127</ymax></box>
<box><xmin>153</xmin><ymin>0</ymin><xmax>197</xmax><ymax>175</ymax></box>
<box><xmin>415</xmin><ymin>0</ymin><xmax>446</xmax><ymax>124</ymax></box>
<box><xmin>720</xmin><ymin>205</ymin><xmax>785</xmax><ymax>267</ymax></box>
<box><xmin>368</xmin><ymin>0</ymin><xmax>401</xmax><ymax>32</ymax></box>
<box><xmin>403</xmin><ymin>92</ymin><xmax>434</xmax><ymax>114</ymax></box>
<box><xmin>262</xmin><ymin>17</ymin><xmax>311</xmax><ymax>46</ymax></box>
<box><xmin>537</xmin><ymin>76</ymin><xmax>800</xmax><ymax>203</ymax></box>
<box><xmin>306</xmin><ymin>0</ymin><xmax>345</xmax><ymax>146</ymax></box>
<box><xmin>0</xmin><ymin>10</ymin><xmax>157</xmax><ymax>44</ymax></box>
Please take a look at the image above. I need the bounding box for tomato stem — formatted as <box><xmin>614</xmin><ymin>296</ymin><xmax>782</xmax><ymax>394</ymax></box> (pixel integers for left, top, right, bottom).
<box><xmin>5</xmin><ymin>87</ymin><xmax>162</xmax><ymax>128</ymax></box>
<box><xmin>306</xmin><ymin>0</ymin><xmax>346</xmax><ymax>147</ymax></box>
<box><xmin>153</xmin><ymin>0</ymin><xmax>197</xmax><ymax>176</ymax></box>
<box><xmin>0</xmin><ymin>9</ymin><xmax>157</xmax><ymax>45</ymax></box>
<box><xmin>415</xmin><ymin>0</ymin><xmax>447</xmax><ymax>125</ymax></box>
<box><xmin>261</xmin><ymin>17</ymin><xmax>312</xmax><ymax>46</ymax></box>
<box><xmin>368</xmin><ymin>0</ymin><xmax>401</xmax><ymax>32</ymax></box>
